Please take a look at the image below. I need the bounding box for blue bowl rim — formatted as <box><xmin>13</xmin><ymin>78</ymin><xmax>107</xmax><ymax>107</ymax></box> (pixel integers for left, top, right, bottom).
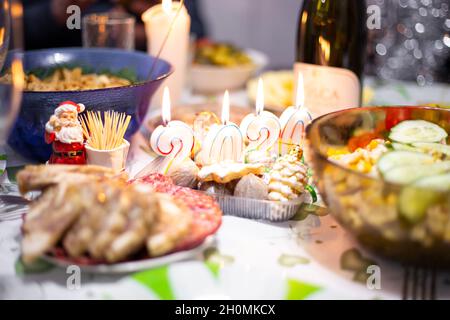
<box><xmin>16</xmin><ymin>47</ymin><xmax>174</xmax><ymax>94</ymax></box>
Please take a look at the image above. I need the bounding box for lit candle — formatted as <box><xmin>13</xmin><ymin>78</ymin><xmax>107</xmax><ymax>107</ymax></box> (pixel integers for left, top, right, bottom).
<box><xmin>198</xmin><ymin>91</ymin><xmax>244</xmax><ymax>165</ymax></box>
<box><xmin>150</xmin><ymin>87</ymin><xmax>194</xmax><ymax>174</ymax></box>
<box><xmin>278</xmin><ymin>73</ymin><xmax>312</xmax><ymax>155</ymax></box>
<box><xmin>142</xmin><ymin>0</ymin><xmax>190</xmax><ymax>107</ymax></box>
<box><xmin>240</xmin><ymin>78</ymin><xmax>281</xmax><ymax>153</ymax></box>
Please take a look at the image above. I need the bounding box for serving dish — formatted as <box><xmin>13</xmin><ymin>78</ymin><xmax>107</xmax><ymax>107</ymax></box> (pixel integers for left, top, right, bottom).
<box><xmin>306</xmin><ymin>106</ymin><xmax>450</xmax><ymax>267</ymax></box>
<box><xmin>210</xmin><ymin>193</ymin><xmax>306</xmax><ymax>222</ymax></box>
<box><xmin>18</xmin><ymin>164</ymin><xmax>223</xmax><ymax>273</ymax></box>
<box><xmin>4</xmin><ymin>48</ymin><xmax>172</xmax><ymax>162</ymax></box>
<box><xmin>42</xmin><ymin>235</ymin><xmax>216</xmax><ymax>274</ymax></box>
<box><xmin>190</xmin><ymin>49</ymin><xmax>268</xmax><ymax>94</ymax></box>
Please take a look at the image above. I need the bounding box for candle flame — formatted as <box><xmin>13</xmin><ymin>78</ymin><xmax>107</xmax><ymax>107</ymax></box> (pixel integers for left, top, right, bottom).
<box><xmin>11</xmin><ymin>1</ymin><xmax>23</xmax><ymax>17</ymax></box>
<box><xmin>256</xmin><ymin>78</ymin><xmax>264</xmax><ymax>116</ymax></box>
<box><xmin>11</xmin><ymin>58</ymin><xmax>24</xmax><ymax>89</ymax></box>
<box><xmin>295</xmin><ymin>72</ymin><xmax>305</xmax><ymax>109</ymax></box>
<box><xmin>162</xmin><ymin>86</ymin><xmax>171</xmax><ymax>125</ymax></box>
<box><xmin>318</xmin><ymin>36</ymin><xmax>331</xmax><ymax>64</ymax></box>
<box><xmin>162</xmin><ymin>0</ymin><xmax>172</xmax><ymax>15</ymax></box>
<box><xmin>221</xmin><ymin>90</ymin><xmax>230</xmax><ymax>125</ymax></box>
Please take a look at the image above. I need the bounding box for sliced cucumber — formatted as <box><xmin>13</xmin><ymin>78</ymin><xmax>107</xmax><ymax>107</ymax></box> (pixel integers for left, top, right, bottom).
<box><xmin>413</xmin><ymin>173</ymin><xmax>450</xmax><ymax>192</ymax></box>
<box><xmin>377</xmin><ymin>151</ymin><xmax>434</xmax><ymax>176</ymax></box>
<box><xmin>412</xmin><ymin>142</ymin><xmax>450</xmax><ymax>158</ymax></box>
<box><xmin>398</xmin><ymin>173</ymin><xmax>450</xmax><ymax>224</ymax></box>
<box><xmin>384</xmin><ymin>161</ymin><xmax>450</xmax><ymax>185</ymax></box>
<box><xmin>399</xmin><ymin>187</ymin><xmax>440</xmax><ymax>224</ymax></box>
<box><xmin>389</xmin><ymin>120</ymin><xmax>448</xmax><ymax>144</ymax></box>
<box><xmin>391</xmin><ymin>142</ymin><xmax>419</xmax><ymax>152</ymax></box>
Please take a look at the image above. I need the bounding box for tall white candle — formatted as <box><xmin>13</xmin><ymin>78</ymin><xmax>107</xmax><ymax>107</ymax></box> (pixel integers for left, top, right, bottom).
<box><xmin>142</xmin><ymin>0</ymin><xmax>191</xmax><ymax>108</ymax></box>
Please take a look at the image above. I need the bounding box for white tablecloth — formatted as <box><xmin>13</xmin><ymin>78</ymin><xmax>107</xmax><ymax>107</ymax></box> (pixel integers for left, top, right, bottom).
<box><xmin>1</xmin><ymin>79</ymin><xmax>449</xmax><ymax>300</ymax></box>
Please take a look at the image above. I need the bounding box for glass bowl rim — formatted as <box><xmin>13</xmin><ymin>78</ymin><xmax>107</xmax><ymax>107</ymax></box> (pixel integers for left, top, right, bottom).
<box><xmin>305</xmin><ymin>105</ymin><xmax>450</xmax><ymax>194</ymax></box>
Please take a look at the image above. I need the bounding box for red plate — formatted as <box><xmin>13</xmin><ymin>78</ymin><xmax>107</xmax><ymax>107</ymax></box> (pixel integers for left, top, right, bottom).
<box><xmin>25</xmin><ymin>173</ymin><xmax>222</xmax><ymax>267</ymax></box>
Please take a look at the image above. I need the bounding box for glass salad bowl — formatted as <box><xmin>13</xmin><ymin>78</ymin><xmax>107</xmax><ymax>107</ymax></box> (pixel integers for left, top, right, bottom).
<box><xmin>306</xmin><ymin>106</ymin><xmax>450</xmax><ymax>267</ymax></box>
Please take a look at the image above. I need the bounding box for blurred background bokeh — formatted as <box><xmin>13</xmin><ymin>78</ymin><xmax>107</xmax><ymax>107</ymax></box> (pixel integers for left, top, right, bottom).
<box><xmin>21</xmin><ymin>0</ymin><xmax>450</xmax><ymax>84</ymax></box>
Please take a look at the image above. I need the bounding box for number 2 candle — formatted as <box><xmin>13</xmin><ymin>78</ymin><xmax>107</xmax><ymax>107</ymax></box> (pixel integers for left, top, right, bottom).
<box><xmin>240</xmin><ymin>78</ymin><xmax>281</xmax><ymax>153</ymax></box>
<box><xmin>150</xmin><ymin>87</ymin><xmax>194</xmax><ymax>174</ymax></box>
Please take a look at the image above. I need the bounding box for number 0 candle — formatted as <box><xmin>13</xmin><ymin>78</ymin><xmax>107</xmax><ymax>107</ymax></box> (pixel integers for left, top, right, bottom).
<box><xmin>240</xmin><ymin>78</ymin><xmax>281</xmax><ymax>153</ymax></box>
<box><xmin>150</xmin><ymin>87</ymin><xmax>194</xmax><ymax>174</ymax></box>
<box><xmin>278</xmin><ymin>72</ymin><xmax>312</xmax><ymax>155</ymax></box>
<box><xmin>198</xmin><ymin>91</ymin><xmax>244</xmax><ymax>165</ymax></box>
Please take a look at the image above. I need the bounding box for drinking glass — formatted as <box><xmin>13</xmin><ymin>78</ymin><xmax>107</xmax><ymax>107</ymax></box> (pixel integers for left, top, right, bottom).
<box><xmin>82</xmin><ymin>12</ymin><xmax>135</xmax><ymax>50</ymax></box>
<box><xmin>0</xmin><ymin>0</ymin><xmax>26</xmax><ymax>220</ymax></box>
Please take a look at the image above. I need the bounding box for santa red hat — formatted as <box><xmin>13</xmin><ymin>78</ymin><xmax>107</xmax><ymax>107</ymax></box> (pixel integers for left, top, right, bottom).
<box><xmin>54</xmin><ymin>101</ymin><xmax>85</xmax><ymax>115</ymax></box>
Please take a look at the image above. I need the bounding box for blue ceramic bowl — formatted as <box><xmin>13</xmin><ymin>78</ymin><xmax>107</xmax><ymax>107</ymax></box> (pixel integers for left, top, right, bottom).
<box><xmin>6</xmin><ymin>48</ymin><xmax>172</xmax><ymax>162</ymax></box>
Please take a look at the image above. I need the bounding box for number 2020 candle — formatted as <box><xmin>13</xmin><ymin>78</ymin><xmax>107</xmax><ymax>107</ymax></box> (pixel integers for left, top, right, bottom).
<box><xmin>150</xmin><ymin>87</ymin><xmax>194</xmax><ymax>174</ymax></box>
<box><xmin>240</xmin><ymin>78</ymin><xmax>281</xmax><ymax>153</ymax></box>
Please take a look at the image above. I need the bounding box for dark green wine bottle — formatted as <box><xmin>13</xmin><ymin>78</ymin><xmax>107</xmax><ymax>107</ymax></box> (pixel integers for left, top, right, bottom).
<box><xmin>295</xmin><ymin>0</ymin><xmax>367</xmax><ymax>117</ymax></box>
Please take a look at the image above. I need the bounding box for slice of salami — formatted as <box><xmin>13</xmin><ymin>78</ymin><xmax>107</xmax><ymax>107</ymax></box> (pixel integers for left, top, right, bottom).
<box><xmin>168</xmin><ymin>186</ymin><xmax>222</xmax><ymax>251</ymax></box>
<box><xmin>129</xmin><ymin>173</ymin><xmax>174</xmax><ymax>193</ymax></box>
<box><xmin>131</xmin><ymin>173</ymin><xmax>222</xmax><ymax>251</ymax></box>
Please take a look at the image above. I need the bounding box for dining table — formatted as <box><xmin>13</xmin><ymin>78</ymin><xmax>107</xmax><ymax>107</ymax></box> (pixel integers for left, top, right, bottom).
<box><xmin>1</xmin><ymin>77</ymin><xmax>449</xmax><ymax>300</ymax></box>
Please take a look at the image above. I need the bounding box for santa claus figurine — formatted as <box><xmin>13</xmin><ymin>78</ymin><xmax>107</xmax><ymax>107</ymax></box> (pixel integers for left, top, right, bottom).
<box><xmin>45</xmin><ymin>101</ymin><xmax>87</xmax><ymax>165</ymax></box>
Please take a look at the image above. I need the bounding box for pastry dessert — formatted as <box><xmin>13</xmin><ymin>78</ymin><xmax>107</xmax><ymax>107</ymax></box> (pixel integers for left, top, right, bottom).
<box><xmin>198</xmin><ymin>162</ymin><xmax>265</xmax><ymax>184</ymax></box>
<box><xmin>266</xmin><ymin>146</ymin><xmax>308</xmax><ymax>202</ymax></box>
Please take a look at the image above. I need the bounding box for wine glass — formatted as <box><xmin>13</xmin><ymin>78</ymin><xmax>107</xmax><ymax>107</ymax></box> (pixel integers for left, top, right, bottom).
<box><xmin>0</xmin><ymin>0</ymin><xmax>26</xmax><ymax>220</ymax></box>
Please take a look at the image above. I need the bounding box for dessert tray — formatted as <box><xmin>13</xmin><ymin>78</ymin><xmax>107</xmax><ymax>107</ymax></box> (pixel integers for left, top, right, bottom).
<box><xmin>209</xmin><ymin>193</ymin><xmax>305</xmax><ymax>222</ymax></box>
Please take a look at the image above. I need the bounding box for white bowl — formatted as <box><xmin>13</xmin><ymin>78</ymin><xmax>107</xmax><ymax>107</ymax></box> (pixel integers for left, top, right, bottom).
<box><xmin>189</xmin><ymin>49</ymin><xmax>268</xmax><ymax>94</ymax></box>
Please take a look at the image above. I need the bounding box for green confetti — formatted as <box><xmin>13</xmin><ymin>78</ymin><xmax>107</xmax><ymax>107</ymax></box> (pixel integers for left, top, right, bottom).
<box><xmin>205</xmin><ymin>261</ymin><xmax>220</xmax><ymax>278</ymax></box>
<box><xmin>340</xmin><ymin>248</ymin><xmax>376</xmax><ymax>273</ymax></box>
<box><xmin>290</xmin><ymin>203</ymin><xmax>328</xmax><ymax>221</ymax></box>
<box><xmin>394</xmin><ymin>84</ymin><xmax>410</xmax><ymax>100</ymax></box>
<box><xmin>6</xmin><ymin>166</ymin><xmax>25</xmax><ymax>183</ymax></box>
<box><xmin>132</xmin><ymin>266</ymin><xmax>174</xmax><ymax>300</ymax></box>
<box><xmin>15</xmin><ymin>257</ymin><xmax>54</xmax><ymax>275</ymax></box>
<box><xmin>305</xmin><ymin>185</ymin><xmax>318</xmax><ymax>203</ymax></box>
<box><xmin>353</xmin><ymin>270</ymin><xmax>371</xmax><ymax>284</ymax></box>
<box><xmin>101</xmin><ymin>292</ymin><xmax>114</xmax><ymax>300</ymax></box>
<box><xmin>203</xmin><ymin>247</ymin><xmax>234</xmax><ymax>278</ymax></box>
<box><xmin>278</xmin><ymin>254</ymin><xmax>310</xmax><ymax>267</ymax></box>
<box><xmin>285</xmin><ymin>279</ymin><xmax>321</xmax><ymax>300</ymax></box>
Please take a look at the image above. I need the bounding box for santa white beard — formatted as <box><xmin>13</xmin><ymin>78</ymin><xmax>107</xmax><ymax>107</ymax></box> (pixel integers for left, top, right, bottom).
<box><xmin>55</xmin><ymin>124</ymin><xmax>84</xmax><ymax>144</ymax></box>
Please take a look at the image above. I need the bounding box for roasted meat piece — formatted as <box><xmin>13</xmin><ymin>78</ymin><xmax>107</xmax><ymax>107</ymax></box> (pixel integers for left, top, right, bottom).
<box><xmin>22</xmin><ymin>183</ymin><xmax>87</xmax><ymax>264</ymax></box>
<box><xmin>19</xmin><ymin>165</ymin><xmax>195</xmax><ymax>264</ymax></box>
<box><xmin>17</xmin><ymin>164</ymin><xmax>121</xmax><ymax>194</ymax></box>
<box><xmin>146</xmin><ymin>193</ymin><xmax>191</xmax><ymax>257</ymax></box>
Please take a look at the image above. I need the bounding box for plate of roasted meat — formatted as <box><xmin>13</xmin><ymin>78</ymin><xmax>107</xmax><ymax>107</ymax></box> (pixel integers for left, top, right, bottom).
<box><xmin>17</xmin><ymin>165</ymin><xmax>222</xmax><ymax>273</ymax></box>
